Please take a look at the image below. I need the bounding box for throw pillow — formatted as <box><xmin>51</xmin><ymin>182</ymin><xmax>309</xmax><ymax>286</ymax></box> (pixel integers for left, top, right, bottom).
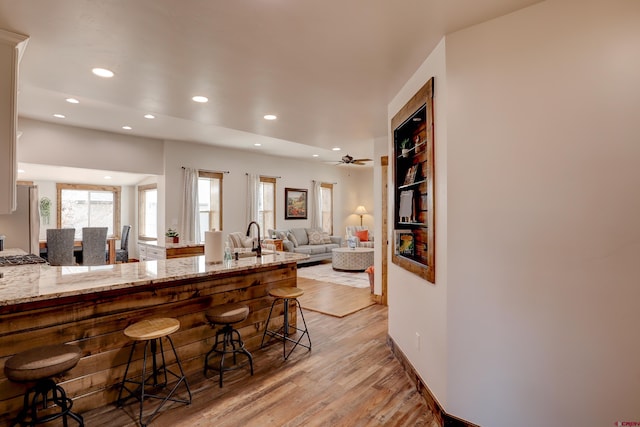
<box><xmin>321</xmin><ymin>231</ymin><xmax>332</xmax><ymax>244</ymax></box>
<box><xmin>287</xmin><ymin>232</ymin><xmax>299</xmax><ymax>247</ymax></box>
<box><xmin>307</xmin><ymin>229</ymin><xmax>324</xmax><ymax>245</ymax></box>
<box><xmin>355</xmin><ymin>229</ymin><xmax>369</xmax><ymax>242</ymax></box>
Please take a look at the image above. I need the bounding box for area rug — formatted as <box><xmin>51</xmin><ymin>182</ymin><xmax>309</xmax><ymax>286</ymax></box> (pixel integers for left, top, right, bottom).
<box><xmin>297</xmin><ymin>277</ymin><xmax>376</xmax><ymax>318</ymax></box>
<box><xmin>296</xmin><ymin>262</ymin><xmax>370</xmax><ymax>289</ymax></box>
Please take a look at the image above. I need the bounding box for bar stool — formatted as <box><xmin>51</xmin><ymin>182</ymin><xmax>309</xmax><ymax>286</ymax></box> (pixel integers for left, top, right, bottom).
<box><xmin>204</xmin><ymin>303</ymin><xmax>254</xmax><ymax>387</ymax></box>
<box><xmin>117</xmin><ymin>318</ymin><xmax>191</xmax><ymax>427</ymax></box>
<box><xmin>261</xmin><ymin>286</ymin><xmax>311</xmax><ymax>360</ymax></box>
<box><xmin>4</xmin><ymin>343</ymin><xmax>84</xmax><ymax>426</ymax></box>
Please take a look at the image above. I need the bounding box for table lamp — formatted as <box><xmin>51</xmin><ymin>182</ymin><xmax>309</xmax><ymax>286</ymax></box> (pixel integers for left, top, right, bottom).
<box><xmin>354</xmin><ymin>205</ymin><xmax>367</xmax><ymax>226</ymax></box>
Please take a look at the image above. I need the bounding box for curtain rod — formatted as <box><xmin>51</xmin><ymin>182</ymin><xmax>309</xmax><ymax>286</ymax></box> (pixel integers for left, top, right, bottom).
<box><xmin>245</xmin><ymin>173</ymin><xmax>282</xmax><ymax>179</ymax></box>
<box><xmin>312</xmin><ymin>180</ymin><xmax>338</xmax><ymax>184</ymax></box>
<box><xmin>182</xmin><ymin>166</ymin><xmax>229</xmax><ymax>173</ymax></box>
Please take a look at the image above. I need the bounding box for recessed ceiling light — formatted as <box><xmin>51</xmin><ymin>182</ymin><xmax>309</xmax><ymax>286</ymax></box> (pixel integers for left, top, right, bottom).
<box><xmin>92</xmin><ymin>67</ymin><xmax>114</xmax><ymax>78</ymax></box>
<box><xmin>17</xmin><ymin>169</ymin><xmax>25</xmax><ymax>174</ymax></box>
<box><xmin>192</xmin><ymin>96</ymin><xmax>208</xmax><ymax>103</ymax></box>
<box><xmin>66</xmin><ymin>98</ymin><xmax>79</xmax><ymax>104</ymax></box>
<box><xmin>332</xmin><ymin>147</ymin><xmax>341</xmax><ymax>151</ymax></box>
<box><xmin>122</xmin><ymin>126</ymin><xmax>132</xmax><ymax>130</ymax></box>
<box><xmin>53</xmin><ymin>113</ymin><xmax>65</xmax><ymax>118</ymax></box>
<box><xmin>312</xmin><ymin>154</ymin><xmax>319</xmax><ymax>157</ymax></box>
<box><xmin>254</xmin><ymin>143</ymin><xmax>262</xmax><ymax>147</ymax></box>
<box><xmin>104</xmin><ymin>176</ymin><xmax>112</xmax><ymax>180</ymax></box>
<box><xmin>144</xmin><ymin>114</ymin><xmax>155</xmax><ymax>119</ymax></box>
<box><xmin>263</xmin><ymin>114</ymin><xmax>277</xmax><ymax>120</ymax></box>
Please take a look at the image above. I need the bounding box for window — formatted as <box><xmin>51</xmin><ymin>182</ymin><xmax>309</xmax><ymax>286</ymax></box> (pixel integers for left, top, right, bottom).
<box><xmin>57</xmin><ymin>183</ymin><xmax>121</xmax><ymax>239</ymax></box>
<box><xmin>259</xmin><ymin>177</ymin><xmax>276</xmax><ymax>237</ymax></box>
<box><xmin>138</xmin><ymin>184</ymin><xmax>157</xmax><ymax>240</ymax></box>
<box><xmin>198</xmin><ymin>171</ymin><xmax>223</xmax><ymax>242</ymax></box>
<box><xmin>321</xmin><ymin>183</ymin><xmax>334</xmax><ymax>234</ymax></box>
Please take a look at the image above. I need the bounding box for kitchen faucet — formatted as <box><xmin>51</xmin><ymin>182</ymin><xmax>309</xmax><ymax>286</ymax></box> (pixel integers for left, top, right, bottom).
<box><xmin>246</xmin><ymin>221</ymin><xmax>262</xmax><ymax>258</ymax></box>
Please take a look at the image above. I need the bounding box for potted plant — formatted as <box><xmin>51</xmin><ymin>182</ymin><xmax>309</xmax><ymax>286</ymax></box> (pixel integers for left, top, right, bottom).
<box><xmin>400</xmin><ymin>137</ymin><xmax>412</xmax><ymax>157</ymax></box>
<box><xmin>165</xmin><ymin>228</ymin><xmax>179</xmax><ymax>244</ymax></box>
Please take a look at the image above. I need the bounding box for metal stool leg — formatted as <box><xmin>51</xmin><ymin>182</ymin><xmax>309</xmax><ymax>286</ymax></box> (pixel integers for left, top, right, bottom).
<box><xmin>118</xmin><ymin>336</ymin><xmax>191</xmax><ymax>427</ymax></box>
<box><xmin>261</xmin><ymin>296</ymin><xmax>312</xmax><ymax>360</ymax></box>
<box><xmin>10</xmin><ymin>378</ymin><xmax>84</xmax><ymax>427</ymax></box>
<box><xmin>204</xmin><ymin>324</ymin><xmax>253</xmax><ymax>387</ymax></box>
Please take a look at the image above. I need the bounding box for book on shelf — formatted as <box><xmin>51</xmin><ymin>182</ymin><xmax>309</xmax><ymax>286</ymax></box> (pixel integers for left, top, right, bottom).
<box><xmin>395</xmin><ymin>231</ymin><xmax>414</xmax><ymax>256</ymax></box>
<box><xmin>403</xmin><ymin>165</ymin><xmax>418</xmax><ymax>185</ymax></box>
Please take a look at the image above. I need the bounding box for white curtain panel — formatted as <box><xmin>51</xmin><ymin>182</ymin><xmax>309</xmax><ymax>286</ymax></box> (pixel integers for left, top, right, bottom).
<box><xmin>180</xmin><ymin>167</ymin><xmax>200</xmax><ymax>243</ymax></box>
<box><xmin>310</xmin><ymin>180</ymin><xmax>322</xmax><ymax>229</ymax></box>
<box><xmin>246</xmin><ymin>173</ymin><xmax>259</xmax><ymax>225</ymax></box>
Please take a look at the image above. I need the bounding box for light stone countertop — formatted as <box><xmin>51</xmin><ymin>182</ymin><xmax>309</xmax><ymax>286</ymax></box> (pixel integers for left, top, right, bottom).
<box><xmin>0</xmin><ymin>251</ymin><xmax>307</xmax><ymax>307</ymax></box>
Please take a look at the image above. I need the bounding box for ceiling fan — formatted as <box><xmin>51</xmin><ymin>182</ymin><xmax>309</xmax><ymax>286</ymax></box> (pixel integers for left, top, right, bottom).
<box><xmin>337</xmin><ymin>154</ymin><xmax>372</xmax><ymax>166</ymax></box>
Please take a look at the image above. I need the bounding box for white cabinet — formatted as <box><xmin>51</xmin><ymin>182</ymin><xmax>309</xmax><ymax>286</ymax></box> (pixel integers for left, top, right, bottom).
<box><xmin>0</xmin><ymin>30</ymin><xmax>28</xmax><ymax>214</ymax></box>
<box><xmin>138</xmin><ymin>242</ymin><xmax>204</xmax><ymax>261</ymax></box>
<box><xmin>138</xmin><ymin>243</ymin><xmax>166</xmax><ymax>261</ymax></box>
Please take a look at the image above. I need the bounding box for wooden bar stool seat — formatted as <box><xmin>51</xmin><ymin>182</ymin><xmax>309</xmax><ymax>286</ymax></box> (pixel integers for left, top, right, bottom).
<box><xmin>261</xmin><ymin>286</ymin><xmax>311</xmax><ymax>360</ymax></box>
<box><xmin>4</xmin><ymin>343</ymin><xmax>84</xmax><ymax>426</ymax></box>
<box><xmin>117</xmin><ymin>318</ymin><xmax>191</xmax><ymax>427</ymax></box>
<box><xmin>204</xmin><ymin>303</ymin><xmax>254</xmax><ymax>387</ymax></box>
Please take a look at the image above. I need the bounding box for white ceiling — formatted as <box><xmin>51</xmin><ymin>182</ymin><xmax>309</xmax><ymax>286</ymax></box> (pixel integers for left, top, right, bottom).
<box><xmin>1</xmin><ymin>0</ymin><xmax>541</xmax><ymax>183</ymax></box>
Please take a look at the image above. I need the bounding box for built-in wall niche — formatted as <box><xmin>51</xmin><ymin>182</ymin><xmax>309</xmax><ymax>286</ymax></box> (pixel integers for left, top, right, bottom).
<box><xmin>391</xmin><ymin>77</ymin><xmax>435</xmax><ymax>283</ymax></box>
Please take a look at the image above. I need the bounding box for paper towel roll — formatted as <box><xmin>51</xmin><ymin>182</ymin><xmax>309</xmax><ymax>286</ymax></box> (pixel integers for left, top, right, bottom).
<box><xmin>204</xmin><ymin>231</ymin><xmax>223</xmax><ymax>264</ymax></box>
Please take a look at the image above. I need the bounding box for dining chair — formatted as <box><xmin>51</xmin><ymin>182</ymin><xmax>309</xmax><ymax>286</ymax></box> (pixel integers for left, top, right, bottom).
<box><xmin>82</xmin><ymin>227</ymin><xmax>108</xmax><ymax>266</ymax></box>
<box><xmin>46</xmin><ymin>228</ymin><xmax>76</xmax><ymax>266</ymax></box>
<box><xmin>115</xmin><ymin>225</ymin><xmax>131</xmax><ymax>263</ymax></box>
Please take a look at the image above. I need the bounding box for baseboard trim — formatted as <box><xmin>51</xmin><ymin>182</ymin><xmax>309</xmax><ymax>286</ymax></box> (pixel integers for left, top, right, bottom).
<box><xmin>387</xmin><ymin>335</ymin><xmax>480</xmax><ymax>427</ymax></box>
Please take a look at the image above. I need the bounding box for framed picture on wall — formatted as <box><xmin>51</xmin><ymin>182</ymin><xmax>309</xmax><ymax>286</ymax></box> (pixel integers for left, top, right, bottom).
<box><xmin>285</xmin><ymin>188</ymin><xmax>307</xmax><ymax>219</ymax></box>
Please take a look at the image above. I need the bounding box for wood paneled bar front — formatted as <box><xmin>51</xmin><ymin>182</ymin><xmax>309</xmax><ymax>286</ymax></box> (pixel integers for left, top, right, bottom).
<box><xmin>0</xmin><ymin>251</ymin><xmax>307</xmax><ymax>424</ymax></box>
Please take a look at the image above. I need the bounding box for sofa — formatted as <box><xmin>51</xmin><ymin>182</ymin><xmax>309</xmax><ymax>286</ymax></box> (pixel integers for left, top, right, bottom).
<box><xmin>268</xmin><ymin>227</ymin><xmax>342</xmax><ymax>265</ymax></box>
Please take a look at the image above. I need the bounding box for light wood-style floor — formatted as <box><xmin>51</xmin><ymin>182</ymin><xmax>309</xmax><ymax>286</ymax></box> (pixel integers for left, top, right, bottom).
<box><xmin>82</xmin><ymin>303</ymin><xmax>438</xmax><ymax>426</ymax></box>
<box><xmin>297</xmin><ymin>276</ymin><xmax>376</xmax><ymax>317</ymax></box>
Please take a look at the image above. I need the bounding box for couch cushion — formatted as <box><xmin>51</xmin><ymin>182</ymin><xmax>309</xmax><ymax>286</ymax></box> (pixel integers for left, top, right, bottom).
<box><xmin>294</xmin><ymin>245</ymin><xmax>327</xmax><ymax>255</ymax></box>
<box><xmin>321</xmin><ymin>231</ymin><xmax>332</xmax><ymax>244</ymax></box>
<box><xmin>290</xmin><ymin>228</ymin><xmax>308</xmax><ymax>246</ymax></box>
<box><xmin>287</xmin><ymin>232</ymin><xmax>299</xmax><ymax>247</ymax></box>
<box><xmin>282</xmin><ymin>240</ymin><xmax>294</xmax><ymax>252</ymax></box>
<box><xmin>306</xmin><ymin>228</ymin><xmax>324</xmax><ymax>245</ymax></box>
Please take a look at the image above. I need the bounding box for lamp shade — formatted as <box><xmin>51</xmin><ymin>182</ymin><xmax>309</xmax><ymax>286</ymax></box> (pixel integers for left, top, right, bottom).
<box><xmin>354</xmin><ymin>205</ymin><xmax>368</xmax><ymax>215</ymax></box>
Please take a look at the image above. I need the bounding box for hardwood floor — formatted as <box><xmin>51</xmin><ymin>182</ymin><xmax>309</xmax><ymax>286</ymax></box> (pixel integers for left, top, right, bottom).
<box><xmin>82</xmin><ymin>304</ymin><xmax>438</xmax><ymax>427</ymax></box>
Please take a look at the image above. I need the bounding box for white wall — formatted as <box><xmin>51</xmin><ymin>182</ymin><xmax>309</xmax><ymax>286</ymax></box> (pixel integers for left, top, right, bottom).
<box><xmin>18</xmin><ymin>118</ymin><xmax>164</xmax><ymax>175</ymax></box>
<box><xmin>444</xmin><ymin>1</ymin><xmax>639</xmax><ymax>426</ymax></box>
<box><xmin>387</xmin><ymin>38</ymin><xmax>449</xmax><ymax>406</ymax></box>
<box><xmin>163</xmin><ymin>140</ymin><xmax>373</xmax><ymax>242</ymax></box>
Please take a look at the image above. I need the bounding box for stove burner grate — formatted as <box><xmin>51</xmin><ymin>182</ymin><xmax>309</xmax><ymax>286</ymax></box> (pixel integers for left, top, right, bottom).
<box><xmin>0</xmin><ymin>254</ymin><xmax>48</xmax><ymax>267</ymax></box>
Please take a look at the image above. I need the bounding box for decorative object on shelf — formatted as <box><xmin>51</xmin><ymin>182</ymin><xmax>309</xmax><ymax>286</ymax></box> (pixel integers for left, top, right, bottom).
<box><xmin>165</xmin><ymin>228</ymin><xmax>179</xmax><ymax>243</ymax></box>
<box><xmin>392</xmin><ymin>76</ymin><xmax>435</xmax><ymax>283</ymax></box>
<box><xmin>285</xmin><ymin>188</ymin><xmax>308</xmax><ymax>219</ymax></box>
<box><xmin>354</xmin><ymin>205</ymin><xmax>367</xmax><ymax>226</ymax></box>
<box><xmin>39</xmin><ymin>197</ymin><xmax>51</xmax><ymax>225</ymax></box>
<box><xmin>400</xmin><ymin>138</ymin><xmax>412</xmax><ymax>157</ymax></box>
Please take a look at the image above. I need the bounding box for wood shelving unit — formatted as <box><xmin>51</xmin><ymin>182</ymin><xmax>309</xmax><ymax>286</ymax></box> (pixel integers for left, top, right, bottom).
<box><xmin>391</xmin><ymin>77</ymin><xmax>435</xmax><ymax>283</ymax></box>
